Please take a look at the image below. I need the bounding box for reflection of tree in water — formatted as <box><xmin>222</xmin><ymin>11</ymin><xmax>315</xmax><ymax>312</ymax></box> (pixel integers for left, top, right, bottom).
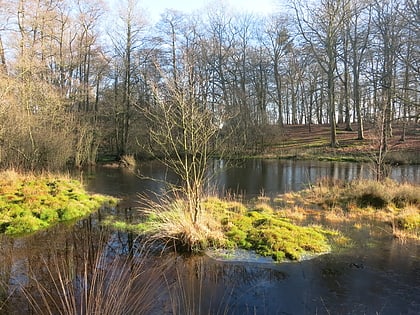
<box><xmin>0</xmin><ymin>235</ymin><xmax>14</xmax><ymax>312</ymax></box>
<box><xmin>2</xmin><ymin>210</ymin><xmax>419</xmax><ymax>314</ymax></box>
<box><xmin>0</xmin><ymin>221</ymin><xmax>76</xmax><ymax>314</ymax></box>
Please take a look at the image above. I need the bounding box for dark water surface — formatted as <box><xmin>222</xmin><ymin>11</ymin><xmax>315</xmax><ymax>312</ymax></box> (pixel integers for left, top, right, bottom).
<box><xmin>1</xmin><ymin>160</ymin><xmax>419</xmax><ymax>314</ymax></box>
<box><xmin>86</xmin><ymin>159</ymin><xmax>419</xmax><ymax>204</ymax></box>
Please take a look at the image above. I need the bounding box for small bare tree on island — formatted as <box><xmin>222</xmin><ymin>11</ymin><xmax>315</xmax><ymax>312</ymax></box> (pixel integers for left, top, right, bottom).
<box><xmin>143</xmin><ymin>71</ymin><xmax>223</xmax><ymax>225</ymax></box>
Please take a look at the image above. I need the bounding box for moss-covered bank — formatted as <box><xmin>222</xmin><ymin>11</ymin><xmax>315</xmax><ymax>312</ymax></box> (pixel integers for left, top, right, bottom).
<box><xmin>0</xmin><ymin>170</ymin><xmax>118</xmax><ymax>235</ymax></box>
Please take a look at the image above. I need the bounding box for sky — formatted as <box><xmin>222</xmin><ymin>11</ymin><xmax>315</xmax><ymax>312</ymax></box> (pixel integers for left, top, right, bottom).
<box><xmin>138</xmin><ymin>0</ymin><xmax>279</xmax><ymax>21</ymax></box>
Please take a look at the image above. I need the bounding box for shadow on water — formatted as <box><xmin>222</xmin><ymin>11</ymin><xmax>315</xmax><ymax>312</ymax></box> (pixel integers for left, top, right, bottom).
<box><xmin>1</xmin><ymin>160</ymin><xmax>419</xmax><ymax>314</ymax></box>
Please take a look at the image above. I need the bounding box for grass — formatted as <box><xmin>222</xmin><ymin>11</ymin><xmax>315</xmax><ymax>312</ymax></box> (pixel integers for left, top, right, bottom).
<box><xmin>106</xmin><ymin>195</ymin><xmax>339</xmax><ymax>262</ymax></box>
<box><xmin>120</xmin><ymin>154</ymin><xmax>137</xmax><ymax>170</ymax></box>
<box><xmin>0</xmin><ymin>170</ymin><xmax>118</xmax><ymax>235</ymax></box>
<box><xmin>20</xmin><ymin>231</ymin><xmax>166</xmax><ymax>315</ymax></box>
<box><xmin>280</xmin><ymin>178</ymin><xmax>420</xmax><ymax>241</ymax></box>
<box><xmin>18</xmin><ymin>237</ymin><xmax>234</xmax><ymax>315</ymax></box>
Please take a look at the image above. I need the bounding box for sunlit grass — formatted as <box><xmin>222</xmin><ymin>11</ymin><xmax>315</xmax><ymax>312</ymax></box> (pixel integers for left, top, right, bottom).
<box><xmin>106</xmin><ymin>195</ymin><xmax>339</xmax><ymax>262</ymax></box>
<box><xmin>0</xmin><ymin>170</ymin><xmax>118</xmax><ymax>235</ymax></box>
<box><xmin>284</xmin><ymin>178</ymin><xmax>420</xmax><ymax>240</ymax></box>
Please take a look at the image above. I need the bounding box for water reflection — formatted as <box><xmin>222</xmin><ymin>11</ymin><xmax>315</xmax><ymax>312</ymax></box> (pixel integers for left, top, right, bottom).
<box><xmin>2</xmin><ymin>217</ymin><xmax>419</xmax><ymax>315</ymax></box>
<box><xmin>215</xmin><ymin>159</ymin><xmax>419</xmax><ymax>198</ymax></box>
<box><xmin>85</xmin><ymin>159</ymin><xmax>419</xmax><ymax>204</ymax></box>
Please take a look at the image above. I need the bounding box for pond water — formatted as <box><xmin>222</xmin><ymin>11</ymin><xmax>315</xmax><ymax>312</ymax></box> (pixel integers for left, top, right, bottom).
<box><xmin>86</xmin><ymin>159</ymin><xmax>420</xmax><ymax>205</ymax></box>
<box><xmin>1</xmin><ymin>160</ymin><xmax>419</xmax><ymax>314</ymax></box>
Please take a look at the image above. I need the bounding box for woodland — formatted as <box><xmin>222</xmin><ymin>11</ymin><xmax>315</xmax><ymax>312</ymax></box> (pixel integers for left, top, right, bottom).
<box><xmin>0</xmin><ymin>0</ymin><xmax>418</xmax><ymax>171</ymax></box>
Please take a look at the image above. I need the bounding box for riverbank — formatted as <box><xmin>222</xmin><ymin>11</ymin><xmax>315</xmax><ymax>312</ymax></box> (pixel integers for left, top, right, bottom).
<box><xmin>255</xmin><ymin>123</ymin><xmax>420</xmax><ymax>164</ymax></box>
<box><xmin>0</xmin><ymin>170</ymin><xmax>118</xmax><ymax>235</ymax></box>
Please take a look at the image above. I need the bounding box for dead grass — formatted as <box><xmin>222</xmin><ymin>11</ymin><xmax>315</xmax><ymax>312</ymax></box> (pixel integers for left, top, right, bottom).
<box><xmin>21</xmin><ymin>232</ymin><xmax>165</xmax><ymax>315</ymax></box>
<box><xmin>276</xmin><ymin>178</ymin><xmax>420</xmax><ymax>241</ymax></box>
<box><xmin>136</xmin><ymin>195</ymin><xmax>228</xmax><ymax>252</ymax></box>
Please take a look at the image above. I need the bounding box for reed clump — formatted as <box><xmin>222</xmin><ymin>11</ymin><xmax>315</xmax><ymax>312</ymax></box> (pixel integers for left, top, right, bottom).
<box><xmin>21</xmin><ymin>232</ymin><xmax>165</xmax><ymax>315</ymax></box>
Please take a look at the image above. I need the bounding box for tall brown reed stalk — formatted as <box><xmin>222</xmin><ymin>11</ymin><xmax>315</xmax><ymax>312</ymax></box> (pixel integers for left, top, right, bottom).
<box><xmin>22</xmin><ymin>232</ymin><xmax>166</xmax><ymax>315</ymax></box>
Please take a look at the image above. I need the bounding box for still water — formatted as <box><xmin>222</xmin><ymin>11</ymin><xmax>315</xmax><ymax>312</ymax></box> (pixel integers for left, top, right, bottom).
<box><xmin>1</xmin><ymin>160</ymin><xmax>419</xmax><ymax>314</ymax></box>
<box><xmin>87</xmin><ymin>159</ymin><xmax>419</xmax><ymax>204</ymax></box>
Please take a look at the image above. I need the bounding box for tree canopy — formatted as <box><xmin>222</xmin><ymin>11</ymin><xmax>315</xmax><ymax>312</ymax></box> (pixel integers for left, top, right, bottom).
<box><xmin>0</xmin><ymin>0</ymin><xmax>418</xmax><ymax>170</ymax></box>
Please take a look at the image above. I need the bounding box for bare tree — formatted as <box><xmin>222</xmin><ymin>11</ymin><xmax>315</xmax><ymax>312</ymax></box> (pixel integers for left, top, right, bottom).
<box><xmin>262</xmin><ymin>14</ymin><xmax>292</xmax><ymax>127</ymax></box>
<box><xmin>371</xmin><ymin>0</ymin><xmax>403</xmax><ymax>152</ymax></box>
<box><xmin>107</xmin><ymin>0</ymin><xmax>147</xmax><ymax>157</ymax></box>
<box><xmin>294</xmin><ymin>0</ymin><xmax>351</xmax><ymax>147</ymax></box>
<box><xmin>145</xmin><ymin>70</ymin><xmax>222</xmax><ymax>224</ymax></box>
<box><xmin>348</xmin><ymin>0</ymin><xmax>372</xmax><ymax>140</ymax></box>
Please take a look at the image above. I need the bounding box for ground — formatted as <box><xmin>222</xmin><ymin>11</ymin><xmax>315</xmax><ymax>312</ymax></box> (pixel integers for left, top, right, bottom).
<box><xmin>258</xmin><ymin>122</ymin><xmax>420</xmax><ymax>164</ymax></box>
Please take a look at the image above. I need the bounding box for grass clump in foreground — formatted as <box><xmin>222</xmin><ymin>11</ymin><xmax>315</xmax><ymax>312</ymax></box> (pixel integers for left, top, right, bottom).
<box><xmin>107</xmin><ymin>196</ymin><xmax>337</xmax><ymax>262</ymax></box>
<box><xmin>0</xmin><ymin>170</ymin><xmax>118</xmax><ymax>235</ymax></box>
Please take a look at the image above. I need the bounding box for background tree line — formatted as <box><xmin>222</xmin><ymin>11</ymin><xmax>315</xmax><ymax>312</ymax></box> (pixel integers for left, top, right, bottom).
<box><xmin>0</xmin><ymin>0</ymin><xmax>418</xmax><ymax>170</ymax></box>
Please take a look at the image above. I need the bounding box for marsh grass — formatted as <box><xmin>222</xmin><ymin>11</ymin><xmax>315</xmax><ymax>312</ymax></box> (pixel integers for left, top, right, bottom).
<box><xmin>22</xmin><ymin>232</ymin><xmax>164</xmax><ymax>315</ymax></box>
<box><xmin>112</xmin><ymin>194</ymin><xmax>230</xmax><ymax>252</ymax></box>
<box><xmin>120</xmin><ymin>154</ymin><xmax>136</xmax><ymax>170</ymax></box>
<box><xmin>107</xmin><ymin>195</ymin><xmax>337</xmax><ymax>262</ymax></box>
<box><xmin>0</xmin><ymin>170</ymin><xmax>118</xmax><ymax>235</ymax></box>
<box><xmin>0</xmin><ymin>279</ymin><xmax>16</xmax><ymax>314</ymax></box>
<box><xmin>293</xmin><ymin>178</ymin><xmax>420</xmax><ymax>240</ymax></box>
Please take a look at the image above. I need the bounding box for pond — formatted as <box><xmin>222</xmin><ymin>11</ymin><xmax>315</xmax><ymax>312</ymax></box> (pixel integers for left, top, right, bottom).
<box><xmin>1</xmin><ymin>160</ymin><xmax>419</xmax><ymax>314</ymax></box>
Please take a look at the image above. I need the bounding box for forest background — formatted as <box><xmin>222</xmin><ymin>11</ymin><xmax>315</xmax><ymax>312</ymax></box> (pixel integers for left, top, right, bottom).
<box><xmin>0</xmin><ymin>0</ymin><xmax>418</xmax><ymax>171</ymax></box>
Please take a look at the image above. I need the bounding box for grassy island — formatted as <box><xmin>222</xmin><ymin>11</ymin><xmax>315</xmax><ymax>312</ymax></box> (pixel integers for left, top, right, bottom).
<box><xmin>0</xmin><ymin>170</ymin><xmax>118</xmax><ymax>235</ymax></box>
<box><xmin>276</xmin><ymin>178</ymin><xmax>420</xmax><ymax>241</ymax></box>
<box><xmin>105</xmin><ymin>179</ymin><xmax>419</xmax><ymax>262</ymax></box>
<box><xmin>105</xmin><ymin>197</ymin><xmax>343</xmax><ymax>262</ymax></box>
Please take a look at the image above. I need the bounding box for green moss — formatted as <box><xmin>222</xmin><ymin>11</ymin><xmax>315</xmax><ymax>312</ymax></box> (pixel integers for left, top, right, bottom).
<box><xmin>0</xmin><ymin>171</ymin><xmax>118</xmax><ymax>236</ymax></box>
<box><xmin>397</xmin><ymin>213</ymin><xmax>420</xmax><ymax>232</ymax></box>
<box><xmin>225</xmin><ymin>209</ymin><xmax>331</xmax><ymax>261</ymax></box>
<box><xmin>4</xmin><ymin>215</ymin><xmax>48</xmax><ymax>235</ymax></box>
